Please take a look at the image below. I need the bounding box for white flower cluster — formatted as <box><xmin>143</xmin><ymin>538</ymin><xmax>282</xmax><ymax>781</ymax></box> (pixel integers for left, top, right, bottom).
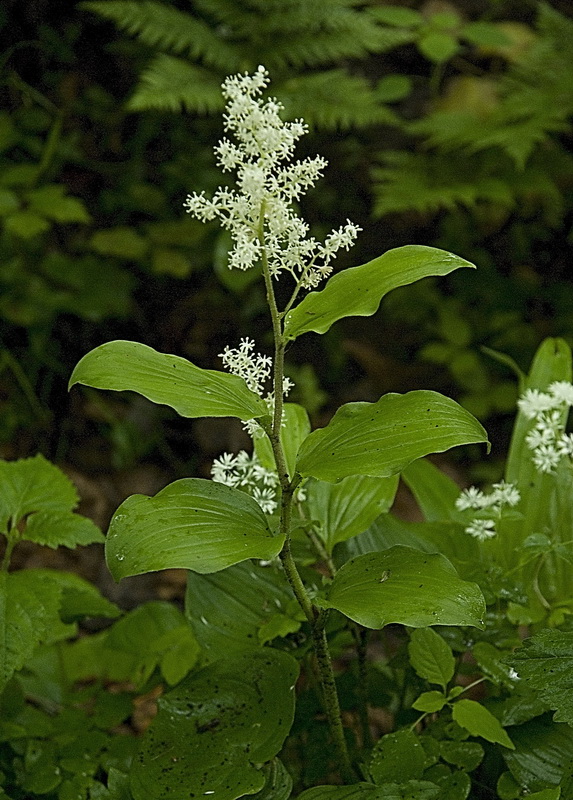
<box><xmin>518</xmin><ymin>382</ymin><xmax>573</xmax><ymax>474</ymax></box>
<box><xmin>184</xmin><ymin>65</ymin><xmax>361</xmax><ymax>288</ymax></box>
<box><xmin>455</xmin><ymin>480</ymin><xmax>521</xmax><ymax>541</ymax></box>
<box><xmin>211</xmin><ymin>451</ymin><xmax>279</xmax><ymax>515</ymax></box>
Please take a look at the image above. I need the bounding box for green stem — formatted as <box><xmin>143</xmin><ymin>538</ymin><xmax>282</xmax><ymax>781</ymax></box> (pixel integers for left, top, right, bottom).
<box><xmin>313</xmin><ymin>610</ymin><xmax>358</xmax><ymax>783</ymax></box>
<box><xmin>1</xmin><ymin>536</ymin><xmax>16</xmax><ymax>572</ymax></box>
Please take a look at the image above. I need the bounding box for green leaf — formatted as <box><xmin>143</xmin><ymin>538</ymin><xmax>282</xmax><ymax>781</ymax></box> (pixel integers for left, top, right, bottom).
<box><xmin>0</xmin><ymin>571</ymin><xmax>62</xmax><ymax>692</ymax></box>
<box><xmin>300</xmin><ymin>784</ymin><xmax>440</xmax><ymax>800</ymax></box>
<box><xmin>24</xmin><ymin>510</ymin><xmax>104</xmax><ymax>549</ymax></box>
<box><xmin>26</xmin><ymin>185</ymin><xmax>91</xmax><ymax>223</ymax></box>
<box><xmin>439</xmin><ymin>740</ymin><xmax>484</xmax><ymax>771</ymax></box>
<box><xmin>418</xmin><ymin>32</ymin><xmax>460</xmax><ymax>63</ymax></box>
<box><xmin>0</xmin><ymin>188</ymin><xmax>20</xmax><ymax>215</ymax></box>
<box><xmin>31</xmin><ymin>569</ymin><xmax>120</xmax><ymax>622</ymax></box>
<box><xmin>254</xmin><ymin>403</ymin><xmax>310</xmax><ymax>479</ymax></box>
<box><xmin>185</xmin><ymin>561</ymin><xmax>300</xmax><ymax>660</ymax></box>
<box><xmin>372</xmin><ymin>7</ymin><xmax>423</xmax><ymax>27</ymax></box>
<box><xmin>69</xmin><ymin>340</ymin><xmax>266</xmax><ymax>421</ymax></box>
<box><xmin>88</xmin><ymin>227</ymin><xmax>147</xmax><ymax>260</ymax></box>
<box><xmin>408</xmin><ymin>628</ymin><xmax>455</xmax><ymax>690</ymax></box>
<box><xmin>3</xmin><ymin>210</ymin><xmax>51</xmax><ymax>238</ymax></box>
<box><xmin>472</xmin><ymin>641</ymin><xmax>517</xmax><ymax>689</ymax></box>
<box><xmin>323</xmin><ymin>546</ymin><xmax>485</xmax><ymax>629</ymax></box>
<box><xmin>304</xmin><ymin>474</ymin><xmax>399</xmax><ymax>555</ymax></box>
<box><xmin>284</xmin><ymin>246</ymin><xmax>474</xmax><ymax>340</ymax></box>
<box><xmin>461</xmin><ymin>22</ymin><xmax>511</xmax><ymax>48</ymax></box>
<box><xmin>503</xmin><ymin>715</ymin><xmax>573</xmax><ymax>791</ymax></box>
<box><xmin>249</xmin><ymin>759</ymin><xmax>292</xmax><ymax>800</ymax></box>
<box><xmin>508</xmin><ymin>629</ymin><xmax>573</xmax><ymax>724</ymax></box>
<box><xmin>412</xmin><ymin>690</ymin><xmax>447</xmax><ymax>712</ymax></box>
<box><xmin>0</xmin><ymin>454</ymin><xmax>79</xmax><ymax>532</ymax></box>
<box><xmin>105</xmin><ymin>478</ymin><xmax>283</xmax><ymax>580</ymax></box>
<box><xmin>296</xmin><ymin>390</ymin><xmax>488</xmax><ymax>482</ymax></box>
<box><xmin>105</xmin><ymin>601</ymin><xmax>200</xmax><ymax>688</ymax></box>
<box><xmin>401</xmin><ymin>458</ymin><xmax>461</xmax><ymax>522</ymax></box>
<box><xmin>129</xmin><ymin>648</ymin><xmax>298</xmax><ymax>800</ymax></box>
<box><xmin>452</xmin><ymin>699</ymin><xmax>514</xmax><ymax>748</ymax></box>
<box><xmin>370</xmin><ymin>729</ymin><xmax>426</xmax><ymax>784</ymax></box>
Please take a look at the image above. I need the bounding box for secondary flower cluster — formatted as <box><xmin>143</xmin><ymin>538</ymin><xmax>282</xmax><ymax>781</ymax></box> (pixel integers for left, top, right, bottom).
<box><xmin>184</xmin><ymin>66</ymin><xmax>361</xmax><ymax>288</ymax></box>
<box><xmin>455</xmin><ymin>480</ymin><xmax>521</xmax><ymax>540</ymax></box>
<box><xmin>518</xmin><ymin>381</ymin><xmax>573</xmax><ymax>473</ymax></box>
<box><xmin>211</xmin><ymin>451</ymin><xmax>279</xmax><ymax>515</ymax></box>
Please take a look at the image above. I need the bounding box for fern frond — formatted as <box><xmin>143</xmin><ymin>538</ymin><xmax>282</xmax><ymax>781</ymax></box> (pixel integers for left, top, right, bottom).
<box><xmin>276</xmin><ymin>70</ymin><xmax>399</xmax><ymax>130</ymax></box>
<box><xmin>81</xmin><ymin>1</ymin><xmax>241</xmax><ymax>70</ymax></box>
<box><xmin>126</xmin><ymin>55</ymin><xmax>224</xmax><ymax>113</ymax></box>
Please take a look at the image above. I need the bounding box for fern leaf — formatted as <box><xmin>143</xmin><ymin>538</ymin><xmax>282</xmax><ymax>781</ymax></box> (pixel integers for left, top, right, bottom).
<box><xmin>81</xmin><ymin>1</ymin><xmax>241</xmax><ymax>71</ymax></box>
<box><xmin>126</xmin><ymin>55</ymin><xmax>224</xmax><ymax>113</ymax></box>
<box><xmin>276</xmin><ymin>70</ymin><xmax>399</xmax><ymax>130</ymax></box>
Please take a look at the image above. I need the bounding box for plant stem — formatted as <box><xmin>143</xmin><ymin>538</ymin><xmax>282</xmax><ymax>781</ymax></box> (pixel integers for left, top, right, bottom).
<box><xmin>352</xmin><ymin>624</ymin><xmax>373</xmax><ymax>750</ymax></box>
<box><xmin>258</xmin><ymin>211</ymin><xmax>356</xmax><ymax>782</ymax></box>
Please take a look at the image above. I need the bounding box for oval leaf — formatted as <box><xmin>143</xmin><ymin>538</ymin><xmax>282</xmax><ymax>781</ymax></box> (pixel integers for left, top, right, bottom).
<box><xmin>105</xmin><ymin>478</ymin><xmax>284</xmax><ymax>580</ymax></box>
<box><xmin>452</xmin><ymin>699</ymin><xmax>514</xmax><ymax>749</ymax></box>
<box><xmin>69</xmin><ymin>340</ymin><xmax>266</xmax><ymax>421</ymax></box>
<box><xmin>129</xmin><ymin>648</ymin><xmax>298</xmax><ymax>800</ymax></box>
<box><xmin>408</xmin><ymin>627</ymin><xmax>456</xmax><ymax>690</ymax></box>
<box><xmin>284</xmin><ymin>246</ymin><xmax>474</xmax><ymax>340</ymax></box>
<box><xmin>296</xmin><ymin>391</ymin><xmax>488</xmax><ymax>482</ymax></box>
<box><xmin>323</xmin><ymin>546</ymin><xmax>485</xmax><ymax>629</ymax></box>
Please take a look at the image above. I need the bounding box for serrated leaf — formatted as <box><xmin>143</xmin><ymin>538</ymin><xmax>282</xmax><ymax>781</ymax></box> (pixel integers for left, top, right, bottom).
<box><xmin>508</xmin><ymin>629</ymin><xmax>573</xmax><ymax>724</ymax></box>
<box><xmin>323</xmin><ymin>546</ymin><xmax>485</xmax><ymax>629</ymax></box>
<box><xmin>106</xmin><ymin>478</ymin><xmax>283</xmax><ymax>579</ymax></box>
<box><xmin>24</xmin><ymin>510</ymin><xmax>104</xmax><ymax>549</ymax></box>
<box><xmin>452</xmin><ymin>699</ymin><xmax>514</xmax><ymax>748</ymax></box>
<box><xmin>412</xmin><ymin>691</ymin><xmax>447</xmax><ymax>712</ymax></box>
<box><xmin>0</xmin><ymin>571</ymin><xmax>62</xmax><ymax>692</ymax></box>
<box><xmin>185</xmin><ymin>561</ymin><xmax>300</xmax><ymax>660</ymax></box>
<box><xmin>296</xmin><ymin>390</ymin><xmax>488</xmax><ymax>482</ymax></box>
<box><xmin>503</xmin><ymin>715</ymin><xmax>573</xmax><ymax>791</ymax></box>
<box><xmin>408</xmin><ymin>628</ymin><xmax>455</xmax><ymax>690</ymax></box>
<box><xmin>0</xmin><ymin>454</ymin><xmax>79</xmax><ymax>531</ymax></box>
<box><xmin>370</xmin><ymin>729</ymin><xmax>426</xmax><ymax>784</ymax></box>
<box><xmin>129</xmin><ymin>649</ymin><xmax>298</xmax><ymax>800</ymax></box>
<box><xmin>70</xmin><ymin>340</ymin><xmax>266</xmax><ymax>421</ymax></box>
<box><xmin>472</xmin><ymin>641</ymin><xmax>517</xmax><ymax>689</ymax></box>
<box><xmin>304</xmin><ymin>474</ymin><xmax>399</xmax><ymax>555</ymax></box>
<box><xmin>284</xmin><ymin>246</ymin><xmax>474</xmax><ymax>340</ymax></box>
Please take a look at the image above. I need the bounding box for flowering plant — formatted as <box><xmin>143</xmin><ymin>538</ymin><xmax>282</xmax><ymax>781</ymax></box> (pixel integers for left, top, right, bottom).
<box><xmin>68</xmin><ymin>68</ymin><xmax>501</xmax><ymax>795</ymax></box>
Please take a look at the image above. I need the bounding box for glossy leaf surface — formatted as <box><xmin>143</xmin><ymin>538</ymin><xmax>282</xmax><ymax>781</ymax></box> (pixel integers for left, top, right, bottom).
<box><xmin>323</xmin><ymin>546</ymin><xmax>485</xmax><ymax>629</ymax></box>
<box><xmin>296</xmin><ymin>391</ymin><xmax>488</xmax><ymax>482</ymax></box>
<box><xmin>298</xmin><ymin>782</ymin><xmax>439</xmax><ymax>799</ymax></box>
<box><xmin>452</xmin><ymin>700</ymin><xmax>514</xmax><ymax>749</ymax></box>
<box><xmin>304</xmin><ymin>474</ymin><xmax>399</xmax><ymax>555</ymax></box>
<box><xmin>69</xmin><ymin>340</ymin><xmax>266</xmax><ymax>421</ymax></box>
<box><xmin>408</xmin><ymin>627</ymin><xmax>455</xmax><ymax>690</ymax></box>
<box><xmin>284</xmin><ymin>245</ymin><xmax>474</xmax><ymax>340</ymax></box>
<box><xmin>129</xmin><ymin>649</ymin><xmax>298</xmax><ymax>800</ymax></box>
<box><xmin>106</xmin><ymin>478</ymin><xmax>283</xmax><ymax>579</ymax></box>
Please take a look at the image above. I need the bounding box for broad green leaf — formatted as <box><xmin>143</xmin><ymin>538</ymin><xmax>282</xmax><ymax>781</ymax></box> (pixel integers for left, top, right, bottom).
<box><xmin>503</xmin><ymin>715</ymin><xmax>573</xmax><ymax>791</ymax></box>
<box><xmin>284</xmin><ymin>246</ymin><xmax>474</xmax><ymax>340</ymax></box>
<box><xmin>254</xmin><ymin>403</ymin><xmax>310</xmax><ymax>479</ymax></box>
<box><xmin>105</xmin><ymin>601</ymin><xmax>200</xmax><ymax>687</ymax></box>
<box><xmin>499</xmin><ymin>685</ymin><xmax>549</xmax><ymax>727</ymax></box>
<box><xmin>304</xmin><ymin>474</ymin><xmax>399</xmax><ymax>555</ymax></box>
<box><xmin>401</xmin><ymin>458</ymin><xmax>461</xmax><ymax>522</ymax></box>
<box><xmin>370</xmin><ymin>729</ymin><xmax>425</xmax><ymax>784</ymax></box>
<box><xmin>472</xmin><ymin>641</ymin><xmax>517</xmax><ymax>689</ymax></box>
<box><xmin>412</xmin><ymin>691</ymin><xmax>447</xmax><ymax>712</ymax></box>
<box><xmin>408</xmin><ymin>628</ymin><xmax>455</xmax><ymax>690</ymax></box>
<box><xmin>185</xmin><ymin>561</ymin><xmax>300</xmax><ymax>660</ymax></box>
<box><xmin>439</xmin><ymin>741</ymin><xmax>484</xmax><ymax>771</ymax></box>
<box><xmin>0</xmin><ymin>454</ymin><xmax>78</xmax><ymax>531</ymax></box>
<box><xmin>129</xmin><ymin>648</ymin><xmax>298</xmax><ymax>800</ymax></box>
<box><xmin>299</xmin><ymin>783</ymin><xmax>439</xmax><ymax>800</ymax></box>
<box><xmin>433</xmin><ymin>771</ymin><xmax>471</xmax><ymax>800</ymax></box>
<box><xmin>452</xmin><ymin>699</ymin><xmax>514</xmax><ymax>748</ymax></box>
<box><xmin>105</xmin><ymin>478</ymin><xmax>283</xmax><ymax>579</ymax></box>
<box><xmin>89</xmin><ymin>226</ymin><xmax>147</xmax><ymax>259</ymax></box>
<box><xmin>323</xmin><ymin>546</ymin><xmax>485</xmax><ymax>629</ymax></box>
<box><xmin>69</xmin><ymin>340</ymin><xmax>266</xmax><ymax>421</ymax></box>
<box><xmin>31</xmin><ymin>569</ymin><xmax>121</xmax><ymax>622</ymax></box>
<box><xmin>249</xmin><ymin>759</ymin><xmax>292</xmax><ymax>800</ymax></box>
<box><xmin>296</xmin><ymin>391</ymin><xmax>488</xmax><ymax>482</ymax></box>
<box><xmin>26</xmin><ymin>185</ymin><xmax>91</xmax><ymax>223</ymax></box>
<box><xmin>508</xmin><ymin>629</ymin><xmax>573</xmax><ymax>724</ymax></box>
<box><xmin>24</xmin><ymin>510</ymin><xmax>104</xmax><ymax>549</ymax></box>
<box><xmin>0</xmin><ymin>571</ymin><xmax>62</xmax><ymax>692</ymax></box>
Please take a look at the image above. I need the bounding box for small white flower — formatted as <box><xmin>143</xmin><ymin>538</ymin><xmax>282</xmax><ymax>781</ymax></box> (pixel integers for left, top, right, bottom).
<box><xmin>491</xmin><ymin>481</ymin><xmax>521</xmax><ymax>508</ymax></box>
<box><xmin>465</xmin><ymin>518</ymin><xmax>496</xmax><ymax>541</ymax></box>
<box><xmin>455</xmin><ymin>486</ymin><xmax>488</xmax><ymax>511</ymax></box>
<box><xmin>518</xmin><ymin>388</ymin><xmax>560</xmax><ymax>418</ymax></box>
<box><xmin>549</xmin><ymin>381</ymin><xmax>573</xmax><ymax>405</ymax></box>
<box><xmin>211</xmin><ymin>450</ymin><xmax>279</xmax><ymax>514</ymax></box>
<box><xmin>532</xmin><ymin>443</ymin><xmax>561</xmax><ymax>474</ymax></box>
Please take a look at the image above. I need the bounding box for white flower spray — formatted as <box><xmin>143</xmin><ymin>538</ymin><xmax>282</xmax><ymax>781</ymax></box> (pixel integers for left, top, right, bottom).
<box><xmin>456</xmin><ymin>480</ymin><xmax>521</xmax><ymax>541</ymax></box>
<box><xmin>185</xmin><ymin>67</ymin><xmax>360</xmax><ymax>513</ymax></box>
